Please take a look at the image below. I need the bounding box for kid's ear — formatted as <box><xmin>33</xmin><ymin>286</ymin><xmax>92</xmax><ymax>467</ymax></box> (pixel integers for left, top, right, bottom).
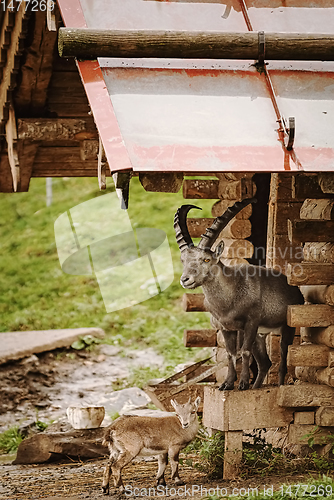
<box><xmin>213</xmin><ymin>241</ymin><xmax>224</xmax><ymax>260</ymax></box>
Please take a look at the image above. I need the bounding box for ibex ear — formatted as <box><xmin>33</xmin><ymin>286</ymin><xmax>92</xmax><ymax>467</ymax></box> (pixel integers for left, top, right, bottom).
<box><xmin>194</xmin><ymin>396</ymin><xmax>201</xmax><ymax>409</ymax></box>
<box><xmin>213</xmin><ymin>241</ymin><xmax>224</xmax><ymax>261</ymax></box>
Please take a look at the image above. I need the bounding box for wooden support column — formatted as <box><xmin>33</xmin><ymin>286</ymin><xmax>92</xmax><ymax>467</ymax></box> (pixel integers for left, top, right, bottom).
<box><xmin>224</xmin><ymin>431</ymin><xmax>243</xmax><ymax>480</ymax></box>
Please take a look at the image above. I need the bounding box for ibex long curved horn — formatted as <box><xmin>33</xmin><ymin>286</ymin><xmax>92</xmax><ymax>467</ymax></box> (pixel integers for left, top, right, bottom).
<box><xmin>174</xmin><ymin>204</ymin><xmax>201</xmax><ymax>252</ymax></box>
<box><xmin>197</xmin><ymin>198</ymin><xmax>257</xmax><ymax>250</ymax></box>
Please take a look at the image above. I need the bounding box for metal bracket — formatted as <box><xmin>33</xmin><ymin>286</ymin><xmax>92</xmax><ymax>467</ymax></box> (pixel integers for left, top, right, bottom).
<box><xmin>258</xmin><ymin>31</ymin><xmax>265</xmax><ymax>66</ymax></box>
<box><xmin>284</xmin><ymin>116</ymin><xmax>295</xmax><ymax>151</ymax></box>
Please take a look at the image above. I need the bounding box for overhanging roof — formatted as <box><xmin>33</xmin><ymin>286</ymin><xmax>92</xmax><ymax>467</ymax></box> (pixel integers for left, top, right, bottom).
<box><xmin>57</xmin><ymin>0</ymin><xmax>334</xmax><ymax>173</ymax></box>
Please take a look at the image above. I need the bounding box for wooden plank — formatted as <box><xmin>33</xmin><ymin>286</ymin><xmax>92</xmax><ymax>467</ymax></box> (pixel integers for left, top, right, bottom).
<box><xmin>288</xmin><ymin>424</ymin><xmax>334</xmax><ymax>445</ymax></box>
<box><xmin>302</xmin><ymin>326</ymin><xmax>334</xmax><ymax>348</ymax></box>
<box><xmin>183</xmin><ymin>179</ymin><xmax>219</xmax><ymax>199</ymax></box>
<box><xmin>288</xmin><ymin>305</ymin><xmax>334</xmax><ymax>328</ymax></box>
<box><xmin>31</xmin><ymin>163</ymin><xmax>108</xmax><ymax>177</ymax></box>
<box><xmin>300</xmin><ymin>199</ymin><xmax>334</xmax><ymax>220</ymax></box>
<box><xmin>144</xmin><ymin>384</ymin><xmax>204</xmax><ymax>413</ymax></box>
<box><xmin>188</xmin><ymin>218</ymin><xmax>252</xmax><ymax>239</ymax></box>
<box><xmin>58</xmin><ymin>28</ymin><xmax>334</xmax><ymax>61</ymax></box>
<box><xmin>301</xmin><ymin>286</ymin><xmax>334</xmax><ymax>306</ymax></box>
<box><xmin>303</xmin><ymin>243</ymin><xmax>334</xmax><ymax>263</ymax></box>
<box><xmin>294</xmin><ymin>411</ymin><xmax>315</xmax><ymax>425</ymax></box>
<box><xmin>287</xmin><ymin>263</ymin><xmax>334</xmax><ymax>286</ymax></box>
<box><xmin>183</xmin><ymin>329</ymin><xmax>217</xmax><ymax>348</ymax></box>
<box><xmin>295</xmin><ymin>366</ymin><xmax>334</xmax><ymax>387</ymax></box>
<box><xmin>212</xmin><ymin>199</ymin><xmax>252</xmax><ymax>219</ymax></box>
<box><xmin>273</xmin><ymin>202</ymin><xmax>303</xmax><ymax>234</ymax></box>
<box><xmin>288</xmin><ymin>220</ymin><xmax>334</xmax><ymax>244</ymax></box>
<box><xmin>224</xmin><ymin>431</ymin><xmax>243</xmax><ymax>480</ymax></box>
<box><xmin>318</xmin><ymin>173</ymin><xmax>334</xmax><ymax>194</ymax></box>
<box><xmin>277</xmin><ymin>383</ymin><xmax>334</xmax><ymax>407</ymax></box>
<box><xmin>292</xmin><ymin>174</ymin><xmax>324</xmax><ymax>200</ymax></box>
<box><xmin>18</xmin><ymin>118</ymin><xmax>97</xmax><ymax>141</ymax></box>
<box><xmin>217</xmin><ymin>178</ymin><xmax>256</xmax><ymax>201</ymax></box>
<box><xmin>185</xmin><ymin>365</ymin><xmax>216</xmax><ymax>382</ymax></box>
<box><xmin>182</xmin><ymin>293</ymin><xmax>206</xmax><ymax>312</ymax></box>
<box><xmin>203</xmin><ymin>386</ymin><xmax>293</xmax><ymax>432</ymax></box>
<box><xmin>35</xmin><ymin>147</ymin><xmax>83</xmax><ymax>163</ymax></box>
<box><xmin>287</xmin><ymin>344</ymin><xmax>330</xmax><ymax>367</ymax></box>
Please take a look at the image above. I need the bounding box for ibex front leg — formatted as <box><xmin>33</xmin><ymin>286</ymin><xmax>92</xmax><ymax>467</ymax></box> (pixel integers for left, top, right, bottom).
<box><xmin>239</xmin><ymin>321</ymin><xmax>259</xmax><ymax>391</ymax></box>
<box><xmin>218</xmin><ymin>330</ymin><xmax>238</xmax><ymax>391</ymax></box>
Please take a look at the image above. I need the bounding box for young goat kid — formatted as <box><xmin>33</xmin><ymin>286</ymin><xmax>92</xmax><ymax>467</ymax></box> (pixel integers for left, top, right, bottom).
<box><xmin>174</xmin><ymin>199</ymin><xmax>304</xmax><ymax>391</ymax></box>
<box><xmin>101</xmin><ymin>397</ymin><xmax>201</xmax><ymax>494</ymax></box>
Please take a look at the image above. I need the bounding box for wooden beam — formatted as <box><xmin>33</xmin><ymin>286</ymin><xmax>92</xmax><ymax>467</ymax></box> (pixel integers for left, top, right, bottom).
<box><xmin>300</xmin><ymin>199</ymin><xmax>334</xmax><ymax>220</ymax></box>
<box><xmin>183</xmin><ymin>179</ymin><xmax>219</xmax><ymax>199</ymax></box>
<box><xmin>288</xmin><ymin>220</ymin><xmax>334</xmax><ymax>244</ymax></box>
<box><xmin>295</xmin><ymin>366</ymin><xmax>334</xmax><ymax>388</ymax></box>
<box><xmin>301</xmin><ymin>285</ymin><xmax>334</xmax><ymax>306</ymax></box>
<box><xmin>287</xmin><ymin>344</ymin><xmax>330</xmax><ymax>367</ymax></box>
<box><xmin>182</xmin><ymin>293</ymin><xmax>206</xmax><ymax>312</ymax></box>
<box><xmin>277</xmin><ymin>383</ymin><xmax>334</xmax><ymax>408</ymax></box>
<box><xmin>303</xmin><ymin>243</ymin><xmax>334</xmax><ymax>263</ymax></box>
<box><xmin>288</xmin><ymin>304</ymin><xmax>334</xmax><ymax>328</ymax></box>
<box><xmin>292</xmin><ymin>174</ymin><xmax>325</xmax><ymax>200</ymax></box>
<box><xmin>287</xmin><ymin>263</ymin><xmax>334</xmax><ymax>286</ymax></box>
<box><xmin>318</xmin><ymin>173</ymin><xmax>334</xmax><ymax>194</ymax></box>
<box><xmin>301</xmin><ymin>326</ymin><xmax>334</xmax><ymax>348</ymax></box>
<box><xmin>18</xmin><ymin>118</ymin><xmax>97</xmax><ymax>141</ymax></box>
<box><xmin>58</xmin><ymin>29</ymin><xmax>334</xmax><ymax>61</ymax></box>
<box><xmin>183</xmin><ymin>329</ymin><xmax>217</xmax><ymax>348</ymax></box>
<box><xmin>187</xmin><ymin>218</ymin><xmax>251</xmax><ymax>239</ymax></box>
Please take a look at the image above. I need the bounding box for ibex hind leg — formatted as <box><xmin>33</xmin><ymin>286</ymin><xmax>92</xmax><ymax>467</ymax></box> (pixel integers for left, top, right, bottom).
<box><xmin>252</xmin><ymin>335</ymin><xmax>272</xmax><ymax>389</ymax></box>
<box><xmin>168</xmin><ymin>447</ymin><xmax>184</xmax><ymax>486</ymax></box>
<box><xmin>218</xmin><ymin>330</ymin><xmax>238</xmax><ymax>391</ymax></box>
<box><xmin>156</xmin><ymin>453</ymin><xmax>168</xmax><ymax>486</ymax></box>
<box><xmin>279</xmin><ymin>325</ymin><xmax>295</xmax><ymax>386</ymax></box>
<box><xmin>102</xmin><ymin>445</ymin><xmax>119</xmax><ymax>495</ymax></box>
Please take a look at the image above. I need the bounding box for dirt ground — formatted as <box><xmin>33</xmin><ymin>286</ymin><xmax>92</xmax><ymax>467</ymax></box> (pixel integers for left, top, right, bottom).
<box><xmin>0</xmin><ymin>452</ymin><xmax>318</xmax><ymax>500</ymax></box>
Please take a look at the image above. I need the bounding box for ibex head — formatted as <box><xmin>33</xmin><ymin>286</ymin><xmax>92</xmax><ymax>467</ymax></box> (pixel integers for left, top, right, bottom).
<box><xmin>174</xmin><ymin>198</ymin><xmax>256</xmax><ymax>289</ymax></box>
<box><xmin>170</xmin><ymin>396</ymin><xmax>201</xmax><ymax>429</ymax></box>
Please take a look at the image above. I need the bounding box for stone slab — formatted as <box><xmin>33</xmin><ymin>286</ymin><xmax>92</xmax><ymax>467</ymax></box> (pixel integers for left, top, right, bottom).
<box><xmin>0</xmin><ymin>328</ymin><xmax>105</xmax><ymax>364</ymax></box>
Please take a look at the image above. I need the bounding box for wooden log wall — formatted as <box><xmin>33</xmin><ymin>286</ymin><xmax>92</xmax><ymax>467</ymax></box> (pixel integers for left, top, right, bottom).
<box><xmin>286</xmin><ymin>173</ymin><xmax>334</xmax><ymax>422</ymax></box>
<box><xmin>182</xmin><ymin>173</ymin><xmax>256</xmax><ymax>386</ymax></box>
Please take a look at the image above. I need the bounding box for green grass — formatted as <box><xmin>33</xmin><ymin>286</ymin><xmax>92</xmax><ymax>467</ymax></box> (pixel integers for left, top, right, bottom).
<box><xmin>0</xmin><ymin>426</ymin><xmax>23</xmax><ymax>454</ymax></box>
<box><xmin>0</xmin><ymin>176</ymin><xmax>213</xmax><ymax>370</ymax></box>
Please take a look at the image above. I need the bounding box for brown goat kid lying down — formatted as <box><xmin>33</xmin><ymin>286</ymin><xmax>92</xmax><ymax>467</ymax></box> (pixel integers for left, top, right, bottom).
<box><xmin>101</xmin><ymin>397</ymin><xmax>201</xmax><ymax>494</ymax></box>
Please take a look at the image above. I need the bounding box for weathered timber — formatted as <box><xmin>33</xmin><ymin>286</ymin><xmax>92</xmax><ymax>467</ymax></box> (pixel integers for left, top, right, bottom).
<box><xmin>215</xmin><ymin>173</ymin><xmax>252</xmax><ymax>182</ymax></box>
<box><xmin>301</xmin><ymin>285</ymin><xmax>334</xmax><ymax>306</ymax></box>
<box><xmin>288</xmin><ymin>305</ymin><xmax>334</xmax><ymax>328</ymax></box>
<box><xmin>273</xmin><ymin>202</ymin><xmax>303</xmax><ymax>234</ymax></box>
<box><xmin>183</xmin><ymin>179</ymin><xmax>219</xmax><ymax>199</ymax></box>
<box><xmin>203</xmin><ymin>386</ymin><xmax>294</xmax><ymax>432</ymax></box>
<box><xmin>187</xmin><ymin>218</ymin><xmax>251</xmax><ymax>239</ymax></box>
<box><xmin>288</xmin><ymin>424</ymin><xmax>334</xmax><ymax>445</ymax></box>
<box><xmin>139</xmin><ymin>172</ymin><xmax>183</xmax><ymax>193</ymax></box>
<box><xmin>183</xmin><ymin>329</ymin><xmax>217</xmax><ymax>348</ymax></box>
<box><xmin>80</xmin><ymin>140</ymin><xmax>99</xmax><ymax>161</ymax></box>
<box><xmin>18</xmin><ymin>118</ymin><xmax>97</xmax><ymax>141</ymax></box>
<box><xmin>0</xmin><ymin>153</ymin><xmax>14</xmax><ymax>192</ymax></box>
<box><xmin>217</xmin><ymin>178</ymin><xmax>256</xmax><ymax>201</ymax></box>
<box><xmin>302</xmin><ymin>326</ymin><xmax>334</xmax><ymax>348</ymax></box>
<box><xmin>287</xmin><ymin>344</ymin><xmax>330</xmax><ymax>367</ymax></box>
<box><xmin>294</xmin><ymin>411</ymin><xmax>315</xmax><ymax>425</ymax></box>
<box><xmin>303</xmin><ymin>243</ymin><xmax>334</xmax><ymax>263</ymax></box>
<box><xmin>300</xmin><ymin>199</ymin><xmax>334</xmax><ymax>220</ymax></box>
<box><xmin>318</xmin><ymin>173</ymin><xmax>334</xmax><ymax>194</ymax></box>
<box><xmin>315</xmin><ymin>406</ymin><xmax>334</xmax><ymax>426</ymax></box>
<box><xmin>288</xmin><ymin>220</ymin><xmax>334</xmax><ymax>244</ymax></box>
<box><xmin>214</xmin><ymin>238</ymin><xmax>254</xmax><ymax>259</ymax></box>
<box><xmin>17</xmin><ymin>141</ymin><xmax>39</xmax><ymax>192</ymax></box>
<box><xmin>211</xmin><ymin>199</ymin><xmax>252</xmax><ymax>219</ymax></box>
<box><xmin>292</xmin><ymin>174</ymin><xmax>325</xmax><ymax>200</ymax></box>
<box><xmin>58</xmin><ymin>29</ymin><xmax>334</xmax><ymax>61</ymax></box>
<box><xmin>185</xmin><ymin>365</ymin><xmax>216</xmax><ymax>382</ymax></box>
<box><xmin>14</xmin><ymin>10</ymin><xmax>59</xmax><ymax>115</ymax></box>
<box><xmin>144</xmin><ymin>384</ymin><xmax>204</xmax><ymax>413</ymax></box>
<box><xmin>224</xmin><ymin>431</ymin><xmax>243</xmax><ymax>480</ymax></box>
<box><xmin>31</xmin><ymin>163</ymin><xmax>106</xmax><ymax>177</ymax></box>
<box><xmin>295</xmin><ymin>366</ymin><xmax>334</xmax><ymax>388</ymax></box>
<box><xmin>182</xmin><ymin>293</ymin><xmax>206</xmax><ymax>312</ymax></box>
<box><xmin>0</xmin><ymin>5</ymin><xmax>29</xmax><ymax>127</ymax></box>
<box><xmin>277</xmin><ymin>383</ymin><xmax>334</xmax><ymax>407</ymax></box>
<box><xmin>287</xmin><ymin>263</ymin><xmax>334</xmax><ymax>286</ymax></box>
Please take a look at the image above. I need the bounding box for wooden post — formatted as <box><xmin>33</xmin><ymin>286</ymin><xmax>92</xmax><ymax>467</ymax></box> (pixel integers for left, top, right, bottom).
<box><xmin>58</xmin><ymin>28</ymin><xmax>334</xmax><ymax>61</ymax></box>
<box><xmin>224</xmin><ymin>431</ymin><xmax>243</xmax><ymax>480</ymax></box>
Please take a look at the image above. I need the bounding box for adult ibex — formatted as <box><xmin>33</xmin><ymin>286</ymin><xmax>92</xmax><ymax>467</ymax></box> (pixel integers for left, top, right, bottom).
<box><xmin>101</xmin><ymin>397</ymin><xmax>201</xmax><ymax>494</ymax></box>
<box><xmin>174</xmin><ymin>198</ymin><xmax>304</xmax><ymax>391</ymax></box>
